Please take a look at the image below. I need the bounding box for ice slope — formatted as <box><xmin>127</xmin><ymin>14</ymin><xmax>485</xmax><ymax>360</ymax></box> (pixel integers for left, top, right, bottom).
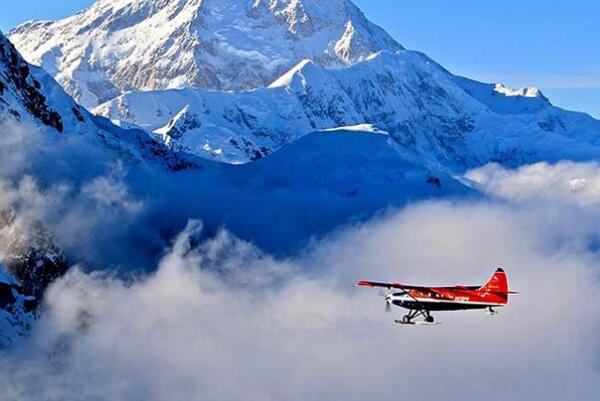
<box><xmin>155</xmin><ymin>128</ymin><xmax>474</xmax><ymax>252</ymax></box>
<box><xmin>95</xmin><ymin>51</ymin><xmax>600</xmax><ymax>170</ymax></box>
<box><xmin>9</xmin><ymin>0</ymin><xmax>402</xmax><ymax>108</ymax></box>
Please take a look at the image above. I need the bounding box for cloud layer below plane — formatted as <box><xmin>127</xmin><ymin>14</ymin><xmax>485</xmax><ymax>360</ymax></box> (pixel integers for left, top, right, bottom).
<box><xmin>3</xmin><ymin>122</ymin><xmax>600</xmax><ymax>400</ymax></box>
<box><xmin>467</xmin><ymin>161</ymin><xmax>600</xmax><ymax>206</ymax></box>
<box><xmin>2</xmin><ymin>194</ymin><xmax>600</xmax><ymax>400</ymax></box>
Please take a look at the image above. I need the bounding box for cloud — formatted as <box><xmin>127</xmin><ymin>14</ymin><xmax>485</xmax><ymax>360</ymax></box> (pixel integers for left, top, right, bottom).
<box><xmin>2</xmin><ymin>121</ymin><xmax>600</xmax><ymax>401</ymax></box>
<box><xmin>81</xmin><ymin>168</ymin><xmax>144</xmax><ymax>214</ymax></box>
<box><xmin>0</xmin><ymin>122</ymin><xmax>153</xmax><ymax>269</ymax></box>
<box><xmin>2</xmin><ymin>198</ymin><xmax>600</xmax><ymax>401</ymax></box>
<box><xmin>466</xmin><ymin>161</ymin><xmax>600</xmax><ymax>207</ymax></box>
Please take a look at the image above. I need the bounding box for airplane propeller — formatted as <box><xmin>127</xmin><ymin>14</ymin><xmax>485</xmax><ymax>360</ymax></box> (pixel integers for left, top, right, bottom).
<box><xmin>385</xmin><ymin>294</ymin><xmax>392</xmax><ymax>313</ymax></box>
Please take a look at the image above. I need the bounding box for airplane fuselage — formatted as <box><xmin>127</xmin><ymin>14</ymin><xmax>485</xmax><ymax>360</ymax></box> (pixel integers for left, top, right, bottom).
<box><xmin>389</xmin><ymin>292</ymin><xmax>505</xmax><ymax>311</ymax></box>
<box><xmin>357</xmin><ymin>268</ymin><xmax>514</xmax><ymax>323</ymax></box>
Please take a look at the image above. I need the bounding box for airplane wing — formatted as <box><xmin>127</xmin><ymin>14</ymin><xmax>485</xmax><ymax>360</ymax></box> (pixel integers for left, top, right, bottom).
<box><xmin>356</xmin><ymin>281</ymin><xmax>452</xmax><ymax>301</ymax></box>
<box><xmin>356</xmin><ymin>280</ymin><xmax>429</xmax><ymax>291</ymax></box>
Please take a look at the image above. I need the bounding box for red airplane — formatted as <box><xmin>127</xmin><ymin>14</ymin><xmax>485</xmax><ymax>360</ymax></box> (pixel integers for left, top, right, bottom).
<box><xmin>357</xmin><ymin>268</ymin><xmax>517</xmax><ymax>324</ymax></box>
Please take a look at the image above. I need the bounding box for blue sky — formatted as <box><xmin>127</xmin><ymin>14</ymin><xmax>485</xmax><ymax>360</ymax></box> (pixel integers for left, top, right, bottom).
<box><xmin>1</xmin><ymin>0</ymin><xmax>599</xmax><ymax>117</ymax></box>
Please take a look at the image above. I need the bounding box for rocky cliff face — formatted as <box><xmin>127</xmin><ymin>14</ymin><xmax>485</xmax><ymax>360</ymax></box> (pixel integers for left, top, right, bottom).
<box><xmin>0</xmin><ymin>213</ymin><xmax>69</xmax><ymax>348</ymax></box>
<box><xmin>0</xmin><ymin>32</ymin><xmax>73</xmax><ymax>132</ymax></box>
<box><xmin>0</xmin><ymin>208</ymin><xmax>70</xmax><ymax>348</ymax></box>
<box><xmin>0</xmin><ymin>210</ymin><xmax>69</xmax><ymax>300</ymax></box>
<box><xmin>0</xmin><ymin>263</ymin><xmax>38</xmax><ymax>348</ymax></box>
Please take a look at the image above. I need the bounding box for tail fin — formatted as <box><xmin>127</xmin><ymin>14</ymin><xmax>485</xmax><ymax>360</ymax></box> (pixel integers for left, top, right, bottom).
<box><xmin>479</xmin><ymin>268</ymin><xmax>509</xmax><ymax>298</ymax></box>
<box><xmin>480</xmin><ymin>268</ymin><xmax>508</xmax><ymax>293</ymax></box>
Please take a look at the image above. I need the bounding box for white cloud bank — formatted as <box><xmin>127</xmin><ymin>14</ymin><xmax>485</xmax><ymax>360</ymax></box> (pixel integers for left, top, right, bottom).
<box><xmin>466</xmin><ymin>161</ymin><xmax>600</xmax><ymax>206</ymax></box>
<box><xmin>2</xmin><ymin>197</ymin><xmax>600</xmax><ymax>401</ymax></box>
<box><xmin>1</xmin><ymin>119</ymin><xmax>600</xmax><ymax>400</ymax></box>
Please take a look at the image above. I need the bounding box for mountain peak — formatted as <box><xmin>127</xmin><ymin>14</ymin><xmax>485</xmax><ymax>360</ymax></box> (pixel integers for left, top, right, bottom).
<box><xmin>493</xmin><ymin>83</ymin><xmax>545</xmax><ymax>99</ymax></box>
<box><xmin>9</xmin><ymin>0</ymin><xmax>402</xmax><ymax>108</ymax></box>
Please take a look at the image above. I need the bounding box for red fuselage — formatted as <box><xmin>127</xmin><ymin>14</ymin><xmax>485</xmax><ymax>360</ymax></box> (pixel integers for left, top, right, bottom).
<box><xmin>389</xmin><ymin>286</ymin><xmax>507</xmax><ymax>311</ymax></box>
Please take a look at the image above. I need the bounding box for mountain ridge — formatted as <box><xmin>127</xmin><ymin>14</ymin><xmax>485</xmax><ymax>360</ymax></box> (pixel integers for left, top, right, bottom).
<box><xmin>7</xmin><ymin>0</ymin><xmax>600</xmax><ymax>172</ymax></box>
<box><xmin>94</xmin><ymin>50</ymin><xmax>600</xmax><ymax>169</ymax></box>
<box><xmin>9</xmin><ymin>0</ymin><xmax>402</xmax><ymax>108</ymax></box>
<box><xmin>1</xmin><ymin>29</ymin><xmax>199</xmax><ymax>172</ymax></box>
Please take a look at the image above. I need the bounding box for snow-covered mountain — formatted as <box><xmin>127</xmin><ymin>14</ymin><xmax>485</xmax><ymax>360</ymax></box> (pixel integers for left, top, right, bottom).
<box><xmin>2</xmin><ymin>25</ymin><xmax>480</xmax><ymax>344</ymax></box>
<box><xmin>9</xmin><ymin>0</ymin><xmax>600</xmax><ymax>172</ymax></box>
<box><xmin>94</xmin><ymin>51</ymin><xmax>600</xmax><ymax>169</ymax></box>
<box><xmin>9</xmin><ymin>0</ymin><xmax>401</xmax><ymax>108</ymax></box>
<box><xmin>1</xmin><ymin>30</ymin><xmax>197</xmax><ymax>171</ymax></box>
<box><xmin>2</xmin><ymin>23</ymin><xmax>478</xmax><ymax>276</ymax></box>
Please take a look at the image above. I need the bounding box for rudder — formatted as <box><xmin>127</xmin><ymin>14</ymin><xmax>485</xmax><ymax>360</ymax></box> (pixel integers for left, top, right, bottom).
<box><xmin>479</xmin><ymin>268</ymin><xmax>508</xmax><ymax>295</ymax></box>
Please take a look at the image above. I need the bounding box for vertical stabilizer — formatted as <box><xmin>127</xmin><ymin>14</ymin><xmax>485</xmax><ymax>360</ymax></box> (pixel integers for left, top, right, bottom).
<box><xmin>479</xmin><ymin>268</ymin><xmax>509</xmax><ymax>303</ymax></box>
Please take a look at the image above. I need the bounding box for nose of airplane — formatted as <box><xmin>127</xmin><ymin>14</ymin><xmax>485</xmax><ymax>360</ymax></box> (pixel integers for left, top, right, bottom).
<box><xmin>385</xmin><ymin>294</ymin><xmax>393</xmax><ymax>312</ymax></box>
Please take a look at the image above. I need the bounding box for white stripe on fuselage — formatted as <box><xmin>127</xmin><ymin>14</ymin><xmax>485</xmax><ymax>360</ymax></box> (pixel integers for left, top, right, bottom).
<box><xmin>390</xmin><ymin>294</ymin><xmax>505</xmax><ymax>307</ymax></box>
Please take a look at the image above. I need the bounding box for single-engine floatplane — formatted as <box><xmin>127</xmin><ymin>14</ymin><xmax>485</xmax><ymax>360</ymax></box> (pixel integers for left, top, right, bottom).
<box><xmin>357</xmin><ymin>268</ymin><xmax>517</xmax><ymax>325</ymax></box>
